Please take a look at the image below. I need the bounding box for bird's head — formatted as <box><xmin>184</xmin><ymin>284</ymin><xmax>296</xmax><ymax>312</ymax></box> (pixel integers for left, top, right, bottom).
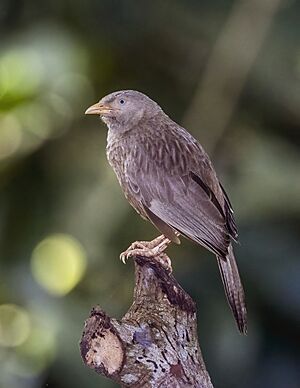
<box><xmin>85</xmin><ymin>90</ymin><xmax>162</xmax><ymax>130</ymax></box>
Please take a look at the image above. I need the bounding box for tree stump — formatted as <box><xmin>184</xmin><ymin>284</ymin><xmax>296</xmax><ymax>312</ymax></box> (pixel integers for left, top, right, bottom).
<box><xmin>80</xmin><ymin>255</ymin><xmax>213</xmax><ymax>387</ymax></box>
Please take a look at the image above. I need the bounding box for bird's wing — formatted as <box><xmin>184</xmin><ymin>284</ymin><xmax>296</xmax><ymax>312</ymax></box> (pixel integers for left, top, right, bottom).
<box><xmin>125</xmin><ymin>124</ymin><xmax>246</xmax><ymax>333</ymax></box>
<box><xmin>219</xmin><ymin>182</ymin><xmax>238</xmax><ymax>241</ymax></box>
<box><xmin>126</xmin><ymin>132</ymin><xmax>231</xmax><ymax>257</ymax></box>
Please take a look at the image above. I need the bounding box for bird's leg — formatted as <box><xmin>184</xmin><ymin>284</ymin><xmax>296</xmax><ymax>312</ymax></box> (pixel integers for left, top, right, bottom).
<box><xmin>123</xmin><ymin>234</ymin><xmax>166</xmax><ymax>252</ymax></box>
<box><xmin>120</xmin><ymin>235</ymin><xmax>172</xmax><ymax>270</ymax></box>
<box><xmin>151</xmin><ymin>236</ymin><xmax>172</xmax><ymax>255</ymax></box>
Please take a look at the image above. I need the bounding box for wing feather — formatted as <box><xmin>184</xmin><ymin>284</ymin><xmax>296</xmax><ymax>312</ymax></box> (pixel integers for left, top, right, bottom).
<box><xmin>126</xmin><ymin>167</ymin><xmax>230</xmax><ymax>257</ymax></box>
<box><xmin>118</xmin><ymin>120</ymin><xmax>246</xmax><ymax>332</ymax></box>
<box><xmin>121</xmin><ymin>123</ymin><xmax>237</xmax><ymax>258</ymax></box>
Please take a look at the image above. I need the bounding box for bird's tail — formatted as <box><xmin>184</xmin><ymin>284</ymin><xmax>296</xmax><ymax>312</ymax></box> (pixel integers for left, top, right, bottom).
<box><xmin>217</xmin><ymin>244</ymin><xmax>247</xmax><ymax>334</ymax></box>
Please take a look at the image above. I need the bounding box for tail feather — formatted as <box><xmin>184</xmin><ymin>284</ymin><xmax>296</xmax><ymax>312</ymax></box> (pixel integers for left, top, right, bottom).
<box><xmin>217</xmin><ymin>244</ymin><xmax>247</xmax><ymax>334</ymax></box>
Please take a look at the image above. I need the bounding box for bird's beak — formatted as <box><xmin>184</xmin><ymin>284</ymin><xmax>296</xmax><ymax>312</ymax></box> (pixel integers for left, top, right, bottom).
<box><xmin>85</xmin><ymin>102</ymin><xmax>113</xmax><ymax>115</ymax></box>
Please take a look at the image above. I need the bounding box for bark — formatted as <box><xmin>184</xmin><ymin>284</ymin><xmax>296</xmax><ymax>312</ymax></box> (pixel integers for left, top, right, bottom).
<box><xmin>80</xmin><ymin>255</ymin><xmax>213</xmax><ymax>388</ymax></box>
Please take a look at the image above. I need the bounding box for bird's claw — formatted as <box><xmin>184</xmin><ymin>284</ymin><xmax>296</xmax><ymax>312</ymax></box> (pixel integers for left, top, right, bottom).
<box><xmin>119</xmin><ymin>245</ymin><xmax>157</xmax><ymax>264</ymax></box>
<box><xmin>119</xmin><ymin>235</ymin><xmax>172</xmax><ymax>270</ymax></box>
<box><xmin>119</xmin><ymin>241</ymin><xmax>150</xmax><ymax>264</ymax></box>
<box><xmin>120</xmin><ymin>252</ymin><xmax>128</xmax><ymax>264</ymax></box>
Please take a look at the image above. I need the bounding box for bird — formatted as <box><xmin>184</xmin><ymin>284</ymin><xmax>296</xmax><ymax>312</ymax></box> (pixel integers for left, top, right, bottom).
<box><xmin>85</xmin><ymin>90</ymin><xmax>247</xmax><ymax>334</ymax></box>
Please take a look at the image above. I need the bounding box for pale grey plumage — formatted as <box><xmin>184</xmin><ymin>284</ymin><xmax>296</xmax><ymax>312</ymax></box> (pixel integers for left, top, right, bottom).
<box><xmin>86</xmin><ymin>90</ymin><xmax>247</xmax><ymax>334</ymax></box>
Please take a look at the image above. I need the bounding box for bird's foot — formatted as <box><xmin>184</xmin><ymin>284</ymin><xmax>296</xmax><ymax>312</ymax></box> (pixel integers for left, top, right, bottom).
<box><xmin>119</xmin><ymin>235</ymin><xmax>172</xmax><ymax>271</ymax></box>
<box><xmin>154</xmin><ymin>253</ymin><xmax>172</xmax><ymax>271</ymax></box>
<box><xmin>127</xmin><ymin>234</ymin><xmax>167</xmax><ymax>250</ymax></box>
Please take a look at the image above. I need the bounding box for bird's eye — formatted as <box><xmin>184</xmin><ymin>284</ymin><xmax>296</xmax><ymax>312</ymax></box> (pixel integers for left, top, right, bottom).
<box><xmin>119</xmin><ymin>99</ymin><xmax>125</xmax><ymax>105</ymax></box>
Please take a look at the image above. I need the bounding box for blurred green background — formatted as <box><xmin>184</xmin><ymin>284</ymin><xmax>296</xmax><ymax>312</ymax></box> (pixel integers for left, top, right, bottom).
<box><xmin>0</xmin><ymin>0</ymin><xmax>299</xmax><ymax>387</ymax></box>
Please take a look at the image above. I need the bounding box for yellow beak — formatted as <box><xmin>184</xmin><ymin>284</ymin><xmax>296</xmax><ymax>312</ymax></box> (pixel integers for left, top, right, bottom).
<box><xmin>85</xmin><ymin>102</ymin><xmax>113</xmax><ymax>115</ymax></box>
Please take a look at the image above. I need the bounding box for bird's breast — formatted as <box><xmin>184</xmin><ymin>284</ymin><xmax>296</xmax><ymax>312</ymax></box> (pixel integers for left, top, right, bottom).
<box><xmin>106</xmin><ymin>135</ymin><xmax>136</xmax><ymax>188</ymax></box>
<box><xmin>106</xmin><ymin>135</ymin><xmax>147</xmax><ymax>216</ymax></box>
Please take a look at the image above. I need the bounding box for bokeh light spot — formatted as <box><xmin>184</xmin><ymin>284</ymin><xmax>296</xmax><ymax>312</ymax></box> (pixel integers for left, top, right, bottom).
<box><xmin>0</xmin><ymin>49</ymin><xmax>42</xmax><ymax>98</ymax></box>
<box><xmin>0</xmin><ymin>115</ymin><xmax>22</xmax><ymax>159</ymax></box>
<box><xmin>31</xmin><ymin>234</ymin><xmax>87</xmax><ymax>296</ymax></box>
<box><xmin>14</xmin><ymin>325</ymin><xmax>57</xmax><ymax>376</ymax></box>
<box><xmin>0</xmin><ymin>304</ymin><xmax>31</xmax><ymax>347</ymax></box>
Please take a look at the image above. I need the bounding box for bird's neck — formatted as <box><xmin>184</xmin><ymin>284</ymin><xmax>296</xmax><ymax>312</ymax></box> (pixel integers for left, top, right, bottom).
<box><xmin>106</xmin><ymin>122</ymin><xmax>138</xmax><ymax>147</ymax></box>
<box><xmin>106</xmin><ymin>111</ymin><xmax>164</xmax><ymax>147</ymax></box>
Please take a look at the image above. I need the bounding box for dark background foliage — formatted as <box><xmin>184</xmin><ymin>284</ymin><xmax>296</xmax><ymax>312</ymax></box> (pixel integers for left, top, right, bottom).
<box><xmin>0</xmin><ymin>0</ymin><xmax>299</xmax><ymax>387</ymax></box>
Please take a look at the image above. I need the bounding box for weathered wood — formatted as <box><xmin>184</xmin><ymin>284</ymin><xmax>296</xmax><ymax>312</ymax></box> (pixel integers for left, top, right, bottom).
<box><xmin>80</xmin><ymin>255</ymin><xmax>213</xmax><ymax>387</ymax></box>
